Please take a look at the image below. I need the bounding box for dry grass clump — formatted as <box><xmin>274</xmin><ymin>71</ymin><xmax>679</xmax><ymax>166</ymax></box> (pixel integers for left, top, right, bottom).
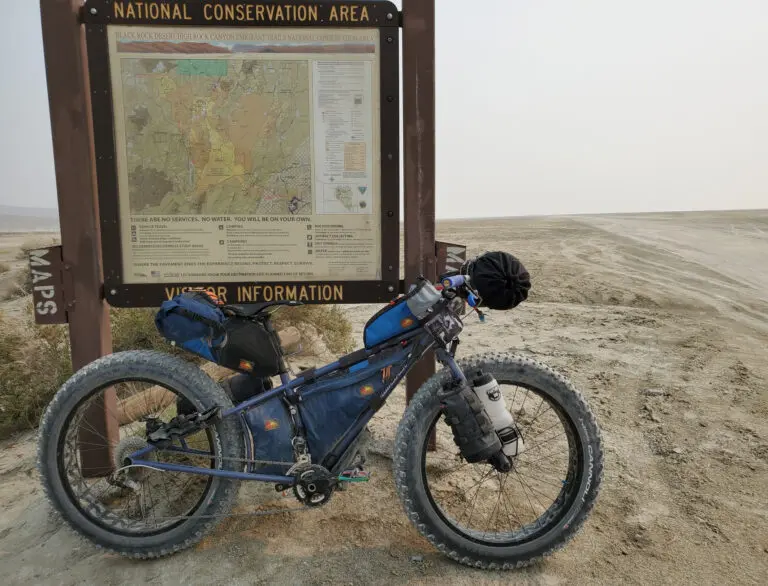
<box><xmin>0</xmin><ymin>305</ymin><xmax>180</xmax><ymax>439</ymax></box>
<box><xmin>14</xmin><ymin>235</ymin><xmax>60</xmax><ymax>260</ymax></box>
<box><xmin>1</xmin><ymin>267</ymin><xmax>32</xmax><ymax>301</ymax></box>
<box><xmin>0</xmin><ymin>309</ymin><xmax>71</xmax><ymax>438</ymax></box>
<box><xmin>272</xmin><ymin>304</ymin><xmax>354</xmax><ymax>355</ymax></box>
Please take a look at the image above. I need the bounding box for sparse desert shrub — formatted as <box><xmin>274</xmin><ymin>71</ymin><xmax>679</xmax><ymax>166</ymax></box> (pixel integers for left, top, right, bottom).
<box><xmin>0</xmin><ymin>262</ymin><xmax>11</xmax><ymax>275</ymax></box>
<box><xmin>110</xmin><ymin>307</ymin><xmax>170</xmax><ymax>354</ymax></box>
<box><xmin>272</xmin><ymin>304</ymin><xmax>354</xmax><ymax>355</ymax></box>
<box><xmin>15</xmin><ymin>235</ymin><xmax>61</xmax><ymax>261</ymax></box>
<box><xmin>1</xmin><ymin>267</ymin><xmax>32</xmax><ymax>301</ymax></box>
<box><xmin>0</xmin><ymin>306</ymin><xmax>172</xmax><ymax>439</ymax></box>
<box><xmin>0</xmin><ymin>311</ymin><xmax>71</xmax><ymax>438</ymax></box>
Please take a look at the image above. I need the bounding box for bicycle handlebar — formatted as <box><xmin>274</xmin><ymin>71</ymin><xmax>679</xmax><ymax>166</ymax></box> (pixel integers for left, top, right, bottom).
<box><xmin>437</xmin><ymin>274</ymin><xmax>482</xmax><ymax>309</ymax></box>
<box><xmin>441</xmin><ymin>274</ymin><xmax>466</xmax><ymax>288</ymax></box>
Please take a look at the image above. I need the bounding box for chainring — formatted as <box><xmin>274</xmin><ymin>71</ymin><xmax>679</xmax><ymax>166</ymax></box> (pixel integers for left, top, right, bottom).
<box><xmin>291</xmin><ymin>464</ymin><xmax>335</xmax><ymax>507</ymax></box>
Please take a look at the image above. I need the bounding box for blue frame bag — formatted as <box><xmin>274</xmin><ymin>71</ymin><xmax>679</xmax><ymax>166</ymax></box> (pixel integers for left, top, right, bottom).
<box><xmin>297</xmin><ymin>346</ymin><xmax>410</xmax><ymax>465</ymax></box>
<box><xmin>363</xmin><ymin>279</ymin><xmax>443</xmax><ymax>348</ymax></box>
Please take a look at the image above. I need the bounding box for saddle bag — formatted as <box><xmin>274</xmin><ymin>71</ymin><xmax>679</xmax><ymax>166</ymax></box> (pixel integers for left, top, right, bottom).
<box><xmin>155</xmin><ymin>290</ymin><xmax>282</xmax><ymax>377</ymax></box>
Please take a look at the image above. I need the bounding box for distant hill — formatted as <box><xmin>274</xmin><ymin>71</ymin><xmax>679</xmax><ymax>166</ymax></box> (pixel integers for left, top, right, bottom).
<box><xmin>0</xmin><ymin>205</ymin><xmax>59</xmax><ymax>232</ymax></box>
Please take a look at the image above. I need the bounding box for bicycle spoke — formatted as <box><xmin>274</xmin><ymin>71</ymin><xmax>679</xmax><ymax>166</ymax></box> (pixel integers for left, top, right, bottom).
<box><xmin>59</xmin><ymin>380</ymin><xmax>217</xmax><ymax>534</ymax></box>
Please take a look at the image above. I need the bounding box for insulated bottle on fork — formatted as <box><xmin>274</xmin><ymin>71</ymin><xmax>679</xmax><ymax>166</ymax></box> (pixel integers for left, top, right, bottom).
<box><xmin>472</xmin><ymin>372</ymin><xmax>525</xmax><ymax>456</ymax></box>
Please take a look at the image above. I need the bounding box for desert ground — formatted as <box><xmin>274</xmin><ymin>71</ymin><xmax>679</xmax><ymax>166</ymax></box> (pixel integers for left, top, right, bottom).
<box><xmin>1</xmin><ymin>210</ymin><xmax>767</xmax><ymax>585</ymax></box>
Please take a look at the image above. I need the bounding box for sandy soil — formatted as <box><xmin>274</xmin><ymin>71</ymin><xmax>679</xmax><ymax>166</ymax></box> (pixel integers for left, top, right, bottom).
<box><xmin>1</xmin><ymin>211</ymin><xmax>767</xmax><ymax>585</ymax></box>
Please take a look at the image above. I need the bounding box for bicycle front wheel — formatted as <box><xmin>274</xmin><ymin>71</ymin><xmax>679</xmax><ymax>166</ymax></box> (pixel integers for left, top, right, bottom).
<box><xmin>393</xmin><ymin>352</ymin><xmax>603</xmax><ymax>570</ymax></box>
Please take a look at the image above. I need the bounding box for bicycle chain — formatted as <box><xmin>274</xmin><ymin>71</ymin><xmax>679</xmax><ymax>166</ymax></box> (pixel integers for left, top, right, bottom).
<box><xmin>139</xmin><ymin>452</ymin><xmax>317</xmax><ymax>520</ymax></box>
<box><xmin>157</xmin><ymin>451</ymin><xmax>296</xmax><ymax>468</ymax></box>
<box><xmin>135</xmin><ymin>447</ymin><xmax>362</xmax><ymax>520</ymax></box>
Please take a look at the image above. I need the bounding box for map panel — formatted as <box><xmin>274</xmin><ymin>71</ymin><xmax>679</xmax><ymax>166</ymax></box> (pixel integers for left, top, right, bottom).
<box><xmin>107</xmin><ymin>26</ymin><xmax>382</xmax><ymax>285</ymax></box>
<box><xmin>121</xmin><ymin>56</ymin><xmax>311</xmax><ymax>216</ymax></box>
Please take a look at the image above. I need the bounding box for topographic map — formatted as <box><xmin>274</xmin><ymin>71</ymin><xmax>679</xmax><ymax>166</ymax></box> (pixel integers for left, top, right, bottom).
<box><xmin>120</xmin><ymin>58</ymin><xmax>312</xmax><ymax>215</ymax></box>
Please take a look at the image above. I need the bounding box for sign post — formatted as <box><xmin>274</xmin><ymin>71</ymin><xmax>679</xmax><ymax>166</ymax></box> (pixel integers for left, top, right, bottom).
<box><xmin>402</xmin><ymin>0</ymin><xmax>437</xmax><ymax>418</ymax></box>
<box><xmin>39</xmin><ymin>0</ymin><xmax>116</xmax><ymax>476</ymax></box>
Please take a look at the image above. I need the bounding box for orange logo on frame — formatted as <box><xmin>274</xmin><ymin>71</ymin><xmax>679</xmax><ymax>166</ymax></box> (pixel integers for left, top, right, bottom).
<box><xmin>264</xmin><ymin>419</ymin><xmax>280</xmax><ymax>431</ymax></box>
<box><xmin>400</xmin><ymin>317</ymin><xmax>414</xmax><ymax>328</ymax></box>
<box><xmin>360</xmin><ymin>385</ymin><xmax>375</xmax><ymax>396</ymax></box>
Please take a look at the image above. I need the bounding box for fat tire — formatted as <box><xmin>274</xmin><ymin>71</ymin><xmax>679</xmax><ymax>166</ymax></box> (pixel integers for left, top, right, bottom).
<box><xmin>393</xmin><ymin>352</ymin><xmax>603</xmax><ymax>570</ymax></box>
<box><xmin>36</xmin><ymin>350</ymin><xmax>245</xmax><ymax>560</ymax></box>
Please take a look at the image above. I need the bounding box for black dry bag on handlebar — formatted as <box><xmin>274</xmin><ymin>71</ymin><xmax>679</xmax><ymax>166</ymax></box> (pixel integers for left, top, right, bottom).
<box><xmin>467</xmin><ymin>251</ymin><xmax>531</xmax><ymax>310</ymax></box>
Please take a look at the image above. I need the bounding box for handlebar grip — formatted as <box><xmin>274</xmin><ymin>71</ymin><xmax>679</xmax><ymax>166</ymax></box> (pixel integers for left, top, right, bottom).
<box><xmin>441</xmin><ymin>275</ymin><xmax>466</xmax><ymax>288</ymax></box>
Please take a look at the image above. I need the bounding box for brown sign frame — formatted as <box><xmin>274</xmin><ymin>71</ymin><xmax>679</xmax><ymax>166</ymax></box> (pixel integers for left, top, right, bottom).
<box><xmin>82</xmin><ymin>0</ymin><xmax>401</xmax><ymax>307</ymax></box>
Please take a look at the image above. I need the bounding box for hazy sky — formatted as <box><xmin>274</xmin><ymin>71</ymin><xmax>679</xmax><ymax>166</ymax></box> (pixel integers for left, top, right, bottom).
<box><xmin>1</xmin><ymin>1</ymin><xmax>766</xmax><ymax>219</ymax></box>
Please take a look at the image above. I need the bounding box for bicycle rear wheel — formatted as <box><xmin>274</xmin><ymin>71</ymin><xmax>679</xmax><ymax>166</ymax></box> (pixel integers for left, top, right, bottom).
<box><xmin>393</xmin><ymin>352</ymin><xmax>603</xmax><ymax>569</ymax></box>
<box><xmin>37</xmin><ymin>350</ymin><xmax>245</xmax><ymax>559</ymax></box>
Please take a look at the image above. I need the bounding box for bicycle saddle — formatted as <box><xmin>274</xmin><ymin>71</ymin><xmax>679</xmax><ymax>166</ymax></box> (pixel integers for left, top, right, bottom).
<box><xmin>225</xmin><ymin>299</ymin><xmax>303</xmax><ymax>317</ymax></box>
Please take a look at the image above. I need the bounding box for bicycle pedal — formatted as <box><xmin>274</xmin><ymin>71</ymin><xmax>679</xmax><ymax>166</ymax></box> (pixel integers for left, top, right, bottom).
<box><xmin>338</xmin><ymin>469</ymin><xmax>371</xmax><ymax>482</ymax></box>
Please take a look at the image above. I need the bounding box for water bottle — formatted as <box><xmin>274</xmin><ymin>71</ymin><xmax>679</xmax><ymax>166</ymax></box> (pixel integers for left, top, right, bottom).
<box><xmin>472</xmin><ymin>372</ymin><xmax>524</xmax><ymax>457</ymax></box>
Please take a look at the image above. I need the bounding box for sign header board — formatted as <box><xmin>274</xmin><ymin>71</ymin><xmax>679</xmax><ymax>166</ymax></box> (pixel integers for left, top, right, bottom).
<box><xmin>83</xmin><ymin>1</ymin><xmax>400</xmax><ymax>307</ymax></box>
<box><xmin>86</xmin><ymin>1</ymin><xmax>397</xmax><ymax>27</ymax></box>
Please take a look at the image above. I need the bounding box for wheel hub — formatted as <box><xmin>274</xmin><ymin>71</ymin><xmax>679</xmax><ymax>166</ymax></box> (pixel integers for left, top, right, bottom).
<box><xmin>113</xmin><ymin>436</ymin><xmax>153</xmax><ymax>485</ymax></box>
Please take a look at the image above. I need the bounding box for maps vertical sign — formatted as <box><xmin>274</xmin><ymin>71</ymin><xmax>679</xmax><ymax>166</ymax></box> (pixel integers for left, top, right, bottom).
<box><xmin>28</xmin><ymin>246</ymin><xmax>68</xmax><ymax>325</ymax></box>
<box><xmin>82</xmin><ymin>1</ymin><xmax>400</xmax><ymax>306</ymax></box>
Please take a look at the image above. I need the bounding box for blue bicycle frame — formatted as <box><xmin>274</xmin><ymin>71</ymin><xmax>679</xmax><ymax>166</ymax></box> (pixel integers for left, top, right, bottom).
<box><xmin>127</xmin><ymin>318</ymin><xmax>467</xmax><ymax>487</ymax></box>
